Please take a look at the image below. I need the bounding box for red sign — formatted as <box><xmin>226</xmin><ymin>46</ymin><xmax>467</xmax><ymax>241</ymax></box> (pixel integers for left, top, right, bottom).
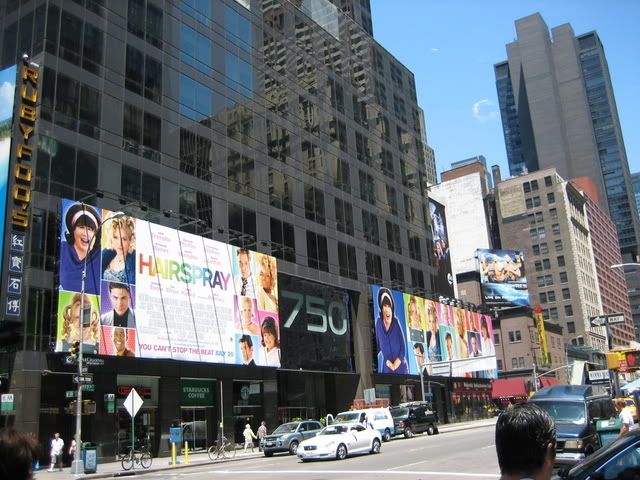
<box><xmin>116</xmin><ymin>386</ymin><xmax>152</xmax><ymax>398</ymax></box>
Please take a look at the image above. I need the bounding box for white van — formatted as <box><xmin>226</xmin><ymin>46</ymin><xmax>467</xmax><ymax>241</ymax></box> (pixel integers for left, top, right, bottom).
<box><xmin>335</xmin><ymin>408</ymin><xmax>395</xmax><ymax>441</ymax></box>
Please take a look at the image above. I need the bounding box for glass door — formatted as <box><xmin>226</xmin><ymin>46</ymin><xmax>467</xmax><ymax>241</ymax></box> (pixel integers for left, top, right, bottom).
<box><xmin>181</xmin><ymin>407</ymin><xmax>209</xmax><ymax>451</ymax></box>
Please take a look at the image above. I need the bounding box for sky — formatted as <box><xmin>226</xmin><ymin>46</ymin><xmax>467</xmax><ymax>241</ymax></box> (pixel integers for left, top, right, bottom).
<box><xmin>370</xmin><ymin>0</ymin><xmax>640</xmax><ymax>181</ymax></box>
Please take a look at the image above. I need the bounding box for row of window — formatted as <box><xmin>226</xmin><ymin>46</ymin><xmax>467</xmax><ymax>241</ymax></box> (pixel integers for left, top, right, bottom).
<box><xmin>536</xmin><ymin>271</ymin><xmax>569</xmax><ymax>287</ymax></box>
<box><xmin>522</xmin><ymin>176</ymin><xmax>553</xmax><ymax>193</ymax></box>
<box><xmin>525</xmin><ymin>192</ymin><xmax>556</xmax><ymax>209</ymax></box>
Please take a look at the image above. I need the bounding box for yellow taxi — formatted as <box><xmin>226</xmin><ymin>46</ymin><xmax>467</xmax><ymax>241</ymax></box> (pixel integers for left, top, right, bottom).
<box><xmin>614</xmin><ymin>397</ymin><xmax>638</xmax><ymax>423</ymax></box>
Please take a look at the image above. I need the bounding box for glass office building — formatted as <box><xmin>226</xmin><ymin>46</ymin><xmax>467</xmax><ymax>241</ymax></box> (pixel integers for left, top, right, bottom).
<box><xmin>0</xmin><ymin>0</ymin><xmax>444</xmax><ymax>458</ymax></box>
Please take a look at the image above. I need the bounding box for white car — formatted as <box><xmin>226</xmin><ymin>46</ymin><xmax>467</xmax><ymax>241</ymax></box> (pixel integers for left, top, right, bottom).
<box><xmin>297</xmin><ymin>422</ymin><xmax>382</xmax><ymax>461</ymax></box>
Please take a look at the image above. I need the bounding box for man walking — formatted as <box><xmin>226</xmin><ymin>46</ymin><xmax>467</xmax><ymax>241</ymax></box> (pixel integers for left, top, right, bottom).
<box><xmin>48</xmin><ymin>432</ymin><xmax>64</xmax><ymax>472</ymax></box>
<box><xmin>257</xmin><ymin>421</ymin><xmax>267</xmax><ymax>451</ymax></box>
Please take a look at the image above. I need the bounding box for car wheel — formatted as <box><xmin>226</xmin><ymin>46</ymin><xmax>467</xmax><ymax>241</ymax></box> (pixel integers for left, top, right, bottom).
<box><xmin>433</xmin><ymin>426</ymin><xmax>439</xmax><ymax>435</ymax></box>
<box><xmin>264</xmin><ymin>450</ymin><xmax>274</xmax><ymax>457</ymax></box>
<box><xmin>371</xmin><ymin>438</ymin><xmax>381</xmax><ymax>454</ymax></box>
<box><xmin>289</xmin><ymin>441</ymin><xmax>299</xmax><ymax>455</ymax></box>
<box><xmin>382</xmin><ymin>428</ymin><xmax>391</xmax><ymax>442</ymax></box>
<box><xmin>426</xmin><ymin>424</ymin><xmax>435</xmax><ymax>436</ymax></box>
<box><xmin>404</xmin><ymin>428</ymin><xmax>413</xmax><ymax>438</ymax></box>
<box><xmin>336</xmin><ymin>443</ymin><xmax>347</xmax><ymax>460</ymax></box>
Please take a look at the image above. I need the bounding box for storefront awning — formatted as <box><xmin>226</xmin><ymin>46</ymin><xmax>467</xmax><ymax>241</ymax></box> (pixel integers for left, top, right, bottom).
<box><xmin>491</xmin><ymin>378</ymin><xmax>528</xmax><ymax>399</ymax></box>
<box><xmin>540</xmin><ymin>377</ymin><xmax>559</xmax><ymax>388</ymax></box>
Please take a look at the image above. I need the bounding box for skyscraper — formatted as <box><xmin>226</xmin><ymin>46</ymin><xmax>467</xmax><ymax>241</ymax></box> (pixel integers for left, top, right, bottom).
<box><xmin>495</xmin><ymin>13</ymin><xmax>640</xmax><ymax>260</ymax></box>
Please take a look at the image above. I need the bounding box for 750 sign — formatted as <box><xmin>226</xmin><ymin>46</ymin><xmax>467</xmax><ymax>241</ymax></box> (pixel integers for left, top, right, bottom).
<box><xmin>280</xmin><ymin>291</ymin><xmax>348</xmax><ymax>335</ymax></box>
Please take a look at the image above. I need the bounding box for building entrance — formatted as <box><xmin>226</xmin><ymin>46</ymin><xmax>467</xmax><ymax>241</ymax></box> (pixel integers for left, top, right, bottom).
<box><xmin>180</xmin><ymin>407</ymin><xmax>212</xmax><ymax>451</ymax></box>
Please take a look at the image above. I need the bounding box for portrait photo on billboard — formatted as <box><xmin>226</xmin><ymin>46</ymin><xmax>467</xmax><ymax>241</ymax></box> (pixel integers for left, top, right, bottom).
<box><xmin>101</xmin><ymin>211</ymin><xmax>136</xmax><ymax>285</ymax></box>
<box><xmin>56</xmin><ymin>290</ymin><xmax>100</xmax><ymax>355</ymax></box>
<box><xmin>476</xmin><ymin>248</ymin><xmax>529</xmax><ymax>307</ymax></box>
<box><xmin>371</xmin><ymin>286</ymin><xmax>409</xmax><ymax>374</ymax></box>
<box><xmin>429</xmin><ymin>199</ymin><xmax>454</xmax><ymax>297</ymax></box>
<box><xmin>278</xmin><ymin>274</ymin><xmax>354</xmax><ymax>372</ymax></box>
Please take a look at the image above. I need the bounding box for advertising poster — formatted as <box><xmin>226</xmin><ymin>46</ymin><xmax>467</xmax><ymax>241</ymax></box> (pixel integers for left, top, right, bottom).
<box><xmin>56</xmin><ymin>199</ymin><xmax>280</xmax><ymax>367</ymax></box>
<box><xmin>0</xmin><ymin>65</ymin><xmax>17</xmax><ymax>280</ymax></box>
<box><xmin>476</xmin><ymin>248</ymin><xmax>529</xmax><ymax>307</ymax></box>
<box><xmin>429</xmin><ymin>199</ymin><xmax>454</xmax><ymax>297</ymax></box>
<box><xmin>371</xmin><ymin>285</ymin><xmax>497</xmax><ymax>379</ymax></box>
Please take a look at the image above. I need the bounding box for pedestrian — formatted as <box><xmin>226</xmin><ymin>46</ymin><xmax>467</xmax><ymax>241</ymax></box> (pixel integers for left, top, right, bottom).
<box><xmin>243</xmin><ymin>424</ymin><xmax>257</xmax><ymax>452</ymax></box>
<box><xmin>495</xmin><ymin>403</ymin><xmax>556</xmax><ymax>480</ymax></box>
<box><xmin>0</xmin><ymin>428</ymin><xmax>39</xmax><ymax>480</ymax></box>
<box><xmin>257</xmin><ymin>421</ymin><xmax>267</xmax><ymax>452</ymax></box>
<box><xmin>616</xmin><ymin>398</ymin><xmax>638</xmax><ymax>438</ymax></box>
<box><xmin>68</xmin><ymin>438</ymin><xmax>77</xmax><ymax>465</ymax></box>
<box><xmin>48</xmin><ymin>432</ymin><xmax>64</xmax><ymax>472</ymax></box>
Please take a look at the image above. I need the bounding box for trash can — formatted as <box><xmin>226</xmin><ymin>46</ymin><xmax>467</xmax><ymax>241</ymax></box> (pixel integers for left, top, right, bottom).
<box><xmin>81</xmin><ymin>442</ymin><xmax>98</xmax><ymax>474</ymax></box>
<box><xmin>596</xmin><ymin>418</ymin><xmax>621</xmax><ymax>447</ymax></box>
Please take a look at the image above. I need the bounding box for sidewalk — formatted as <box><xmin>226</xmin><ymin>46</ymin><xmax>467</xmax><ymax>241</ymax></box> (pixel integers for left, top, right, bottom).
<box><xmin>34</xmin><ymin>417</ymin><xmax>497</xmax><ymax>479</ymax></box>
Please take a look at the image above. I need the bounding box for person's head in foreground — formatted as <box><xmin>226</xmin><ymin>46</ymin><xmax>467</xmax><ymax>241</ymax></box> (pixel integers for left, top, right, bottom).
<box><xmin>495</xmin><ymin>403</ymin><xmax>556</xmax><ymax>480</ymax></box>
<box><xmin>0</xmin><ymin>428</ymin><xmax>39</xmax><ymax>480</ymax></box>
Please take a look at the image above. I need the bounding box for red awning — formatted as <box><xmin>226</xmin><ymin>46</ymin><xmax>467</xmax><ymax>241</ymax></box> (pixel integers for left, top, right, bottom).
<box><xmin>491</xmin><ymin>378</ymin><xmax>528</xmax><ymax>399</ymax></box>
<box><xmin>540</xmin><ymin>377</ymin><xmax>559</xmax><ymax>388</ymax></box>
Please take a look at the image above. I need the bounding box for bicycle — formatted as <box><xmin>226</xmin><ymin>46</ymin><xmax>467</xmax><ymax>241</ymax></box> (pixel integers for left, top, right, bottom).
<box><xmin>207</xmin><ymin>436</ymin><xmax>236</xmax><ymax>461</ymax></box>
<box><xmin>121</xmin><ymin>446</ymin><xmax>152</xmax><ymax>470</ymax></box>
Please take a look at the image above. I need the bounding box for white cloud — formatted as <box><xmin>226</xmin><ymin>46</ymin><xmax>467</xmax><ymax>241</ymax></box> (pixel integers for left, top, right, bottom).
<box><xmin>430</xmin><ymin>47</ymin><xmax>440</xmax><ymax>54</ymax></box>
<box><xmin>0</xmin><ymin>81</ymin><xmax>16</xmax><ymax>119</ymax></box>
<box><xmin>472</xmin><ymin>99</ymin><xmax>498</xmax><ymax>122</ymax></box>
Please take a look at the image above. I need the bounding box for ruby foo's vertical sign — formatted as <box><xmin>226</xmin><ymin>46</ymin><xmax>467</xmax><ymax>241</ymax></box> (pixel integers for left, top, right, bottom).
<box><xmin>3</xmin><ymin>62</ymin><xmax>38</xmax><ymax>319</ymax></box>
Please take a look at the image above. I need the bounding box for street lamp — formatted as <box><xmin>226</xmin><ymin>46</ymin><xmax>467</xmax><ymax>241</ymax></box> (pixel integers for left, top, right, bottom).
<box><xmin>71</xmin><ymin>208</ymin><xmax>125</xmax><ymax>475</ymax></box>
<box><xmin>610</xmin><ymin>263</ymin><xmax>640</xmax><ymax>269</ymax></box>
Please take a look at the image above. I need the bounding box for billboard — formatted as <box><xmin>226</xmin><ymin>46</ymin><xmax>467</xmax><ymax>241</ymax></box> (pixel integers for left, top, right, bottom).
<box><xmin>371</xmin><ymin>285</ymin><xmax>497</xmax><ymax>379</ymax></box>
<box><xmin>476</xmin><ymin>248</ymin><xmax>529</xmax><ymax>307</ymax></box>
<box><xmin>56</xmin><ymin>199</ymin><xmax>280</xmax><ymax>367</ymax></box>
<box><xmin>429</xmin><ymin>199</ymin><xmax>454</xmax><ymax>297</ymax></box>
<box><xmin>0</xmin><ymin>65</ymin><xmax>17</xmax><ymax>282</ymax></box>
<box><xmin>279</xmin><ymin>274</ymin><xmax>355</xmax><ymax>372</ymax></box>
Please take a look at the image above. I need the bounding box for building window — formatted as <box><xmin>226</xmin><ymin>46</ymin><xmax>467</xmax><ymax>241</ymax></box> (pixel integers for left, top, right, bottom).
<box><xmin>531</xmin><ymin>180</ymin><xmax>538</xmax><ymax>191</ymax></box>
<box><xmin>508</xmin><ymin>330</ymin><xmax>522</xmax><ymax>343</ymax></box>
<box><xmin>523</xmin><ymin>182</ymin><xmax>531</xmax><ymax>193</ymax></box>
<box><xmin>385</xmin><ymin>185</ymin><xmax>398</xmax><ymax>215</ymax></box>
<box><xmin>567</xmin><ymin>322</ymin><xmax>575</xmax><ymax>334</ymax></box>
<box><xmin>532</xmin><ymin>244</ymin><xmax>540</xmax><ymax>255</ymax></box>
<box><xmin>564</xmin><ymin>305</ymin><xmax>574</xmax><ymax>316</ymax></box>
<box><xmin>385</xmin><ymin>221</ymin><xmax>402</xmax><ymax>254</ymax></box>
<box><xmin>328</xmin><ymin>116</ymin><xmax>347</xmax><ymax>152</ymax></box>
<box><xmin>539</xmin><ymin>292</ymin><xmax>547</xmax><ymax>303</ymax></box>
<box><xmin>557</xmin><ymin>255</ymin><xmax>565</xmax><ymax>267</ymax></box>
<box><xmin>359</xmin><ymin>170</ymin><xmax>376</xmax><ymax>205</ymax></box>
<box><xmin>496</xmin><ymin>359</ymin><xmax>503</xmax><ymax>370</ymax></box>
<box><xmin>545</xmin><ymin>176</ymin><xmax>553</xmax><ymax>187</ymax></box>
<box><xmin>562</xmin><ymin>288</ymin><xmax>571</xmax><ymax>300</ymax></box>
<box><xmin>227</xmin><ymin>149</ymin><xmax>255</xmax><ymax>198</ymax></box>
<box><xmin>554</xmin><ymin>239</ymin><xmax>563</xmax><ymax>251</ymax></box>
<box><xmin>511</xmin><ymin>358</ymin><xmax>518</xmax><ymax>368</ymax></box>
<box><xmin>180</xmin><ymin>74</ymin><xmax>212</xmax><ymax>121</ymax></box>
<box><xmin>181</xmin><ymin>24</ymin><xmax>212</xmax><ymax>74</ymax></box>
<box><xmin>228</xmin><ymin>203</ymin><xmax>256</xmax><ymax>248</ymax></box>
<box><xmin>547</xmin><ymin>290</ymin><xmax>556</xmax><ymax>302</ymax></box>
<box><xmin>543</xmin><ymin>258</ymin><xmax>551</xmax><ymax>269</ymax></box>
<box><xmin>389</xmin><ymin>260</ymin><xmax>405</xmax><ymax>288</ymax></box>
<box><xmin>518</xmin><ymin>357</ymin><xmax>525</xmax><ymax>368</ymax></box>
<box><xmin>224</xmin><ymin>4</ymin><xmax>252</xmax><ymax>52</ymax></box>
<box><xmin>547</xmin><ymin>192</ymin><xmax>555</xmax><ymax>203</ymax></box>
<box><xmin>268</xmin><ymin>121</ymin><xmax>291</xmax><ymax>162</ymax></box>
<box><xmin>270</xmin><ymin>218</ymin><xmax>295</xmax><ymax>262</ymax></box>
<box><xmin>304</xmin><ymin>184</ymin><xmax>326</xmax><ymax>225</ymax></box>
<box><xmin>128</xmin><ymin>0</ymin><xmax>163</xmax><ymax>48</ymax></box>
<box><xmin>268</xmin><ymin>169</ymin><xmax>293</xmax><ymax>213</ymax></box>
<box><xmin>180</xmin><ymin>129</ymin><xmax>211</xmax><ymax>181</ymax></box>
<box><xmin>552</xmin><ymin>223</ymin><xmax>560</xmax><ymax>235</ymax></box>
<box><xmin>335</xmin><ymin>198</ymin><xmax>354</xmax><ymax>236</ymax></box>
<box><xmin>410</xmin><ymin>268</ymin><xmax>424</xmax><ymax>293</ymax></box>
<box><xmin>550</xmin><ymin>208</ymin><xmax>557</xmax><ymax>219</ymax></box>
<box><xmin>408</xmin><ymin>233</ymin><xmax>422</xmax><ymax>261</ymax></box>
<box><xmin>225</xmin><ymin>50</ymin><xmax>253</xmax><ymax>96</ymax></box>
<box><xmin>535</xmin><ymin>261</ymin><xmax>543</xmax><ymax>272</ymax></box>
<box><xmin>121</xmin><ymin>165</ymin><xmax>160</xmax><ymax>210</ymax></box>
<box><xmin>559</xmin><ymin>271</ymin><xmax>568</xmax><ymax>283</ymax></box>
<box><xmin>306</xmin><ymin>231</ymin><xmax>328</xmax><ymax>272</ymax></box>
<box><xmin>337</xmin><ymin>242</ymin><xmax>357</xmax><ymax>280</ymax></box>
<box><xmin>362</xmin><ymin>210</ymin><xmax>380</xmax><ymax>246</ymax></box>
<box><xmin>122</xmin><ymin>103</ymin><xmax>161</xmax><ymax>162</ymax></box>
<box><xmin>365</xmin><ymin>252</ymin><xmax>383</xmax><ymax>283</ymax></box>
<box><xmin>540</xmin><ymin>243</ymin><xmax>549</xmax><ymax>254</ymax></box>
<box><xmin>549</xmin><ymin>307</ymin><xmax>558</xmax><ymax>320</ymax></box>
<box><xmin>494</xmin><ymin>332</ymin><xmax>500</xmax><ymax>345</ymax></box>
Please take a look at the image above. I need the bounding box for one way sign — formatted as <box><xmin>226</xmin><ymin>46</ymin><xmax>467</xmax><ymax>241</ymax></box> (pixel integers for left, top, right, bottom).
<box><xmin>590</xmin><ymin>313</ymin><xmax>625</xmax><ymax>327</ymax></box>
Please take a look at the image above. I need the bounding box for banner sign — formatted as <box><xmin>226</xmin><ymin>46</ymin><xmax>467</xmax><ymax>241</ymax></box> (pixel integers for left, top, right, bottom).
<box><xmin>429</xmin><ymin>199</ymin><xmax>454</xmax><ymax>297</ymax></box>
<box><xmin>534</xmin><ymin>307</ymin><xmax>551</xmax><ymax>366</ymax></box>
<box><xmin>371</xmin><ymin>285</ymin><xmax>497</xmax><ymax>379</ymax></box>
<box><xmin>476</xmin><ymin>248</ymin><xmax>529</xmax><ymax>307</ymax></box>
<box><xmin>0</xmin><ymin>65</ymin><xmax>17</xmax><ymax>284</ymax></box>
<box><xmin>55</xmin><ymin>200</ymin><xmax>280</xmax><ymax>367</ymax></box>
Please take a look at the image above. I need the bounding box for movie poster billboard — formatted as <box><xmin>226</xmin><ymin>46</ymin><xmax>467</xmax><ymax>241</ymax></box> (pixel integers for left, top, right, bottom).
<box><xmin>476</xmin><ymin>248</ymin><xmax>529</xmax><ymax>307</ymax></box>
<box><xmin>429</xmin><ymin>199</ymin><xmax>454</xmax><ymax>297</ymax></box>
<box><xmin>0</xmin><ymin>65</ymin><xmax>17</xmax><ymax>280</ymax></box>
<box><xmin>371</xmin><ymin>285</ymin><xmax>496</xmax><ymax>379</ymax></box>
<box><xmin>56</xmin><ymin>199</ymin><xmax>280</xmax><ymax>367</ymax></box>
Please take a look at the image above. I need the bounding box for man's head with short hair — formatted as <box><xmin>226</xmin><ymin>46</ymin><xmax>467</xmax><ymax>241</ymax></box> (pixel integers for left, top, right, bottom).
<box><xmin>108</xmin><ymin>282</ymin><xmax>131</xmax><ymax>316</ymax></box>
<box><xmin>495</xmin><ymin>403</ymin><xmax>556</xmax><ymax>479</ymax></box>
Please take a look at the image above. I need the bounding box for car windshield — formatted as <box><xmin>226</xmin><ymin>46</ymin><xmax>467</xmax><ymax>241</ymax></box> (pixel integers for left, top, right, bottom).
<box><xmin>320</xmin><ymin>425</ymin><xmax>349</xmax><ymax>435</ymax></box>
<box><xmin>391</xmin><ymin>408</ymin><xmax>409</xmax><ymax>418</ymax></box>
<box><xmin>273</xmin><ymin>423</ymin><xmax>298</xmax><ymax>434</ymax></box>
<box><xmin>532</xmin><ymin>401</ymin><xmax>586</xmax><ymax>424</ymax></box>
<box><xmin>335</xmin><ymin>413</ymin><xmax>359</xmax><ymax>423</ymax></box>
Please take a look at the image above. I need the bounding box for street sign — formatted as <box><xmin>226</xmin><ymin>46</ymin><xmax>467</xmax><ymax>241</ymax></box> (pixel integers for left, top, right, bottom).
<box><xmin>123</xmin><ymin>387</ymin><xmax>143</xmax><ymax>418</ymax></box>
<box><xmin>590</xmin><ymin>313</ymin><xmax>625</xmax><ymax>327</ymax></box>
<box><xmin>66</xmin><ymin>390</ymin><xmax>77</xmax><ymax>398</ymax></box>
<box><xmin>588</xmin><ymin>369</ymin><xmax>610</xmax><ymax>382</ymax></box>
<box><xmin>73</xmin><ymin>374</ymin><xmax>93</xmax><ymax>384</ymax></box>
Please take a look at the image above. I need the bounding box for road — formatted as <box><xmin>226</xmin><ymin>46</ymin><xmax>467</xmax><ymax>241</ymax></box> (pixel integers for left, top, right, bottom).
<box><xmin>136</xmin><ymin>425</ymin><xmax>500</xmax><ymax>479</ymax></box>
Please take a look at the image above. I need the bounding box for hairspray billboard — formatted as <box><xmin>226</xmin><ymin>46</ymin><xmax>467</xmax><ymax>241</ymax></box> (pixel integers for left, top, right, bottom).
<box><xmin>371</xmin><ymin>285</ymin><xmax>496</xmax><ymax>378</ymax></box>
<box><xmin>56</xmin><ymin>199</ymin><xmax>281</xmax><ymax>367</ymax></box>
<box><xmin>476</xmin><ymin>248</ymin><xmax>529</xmax><ymax>307</ymax></box>
<box><xmin>429</xmin><ymin>199</ymin><xmax>454</xmax><ymax>297</ymax></box>
<box><xmin>0</xmin><ymin>65</ymin><xmax>17</xmax><ymax>282</ymax></box>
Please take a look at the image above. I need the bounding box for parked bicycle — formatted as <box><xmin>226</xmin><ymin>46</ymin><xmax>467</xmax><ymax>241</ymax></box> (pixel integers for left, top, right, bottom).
<box><xmin>121</xmin><ymin>446</ymin><xmax>152</xmax><ymax>470</ymax></box>
<box><xmin>207</xmin><ymin>436</ymin><xmax>236</xmax><ymax>460</ymax></box>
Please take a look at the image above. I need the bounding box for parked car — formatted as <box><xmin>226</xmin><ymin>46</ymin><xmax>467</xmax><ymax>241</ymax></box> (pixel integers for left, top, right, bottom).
<box><xmin>297</xmin><ymin>422</ymin><xmax>381</xmax><ymax>461</ymax></box>
<box><xmin>390</xmin><ymin>402</ymin><xmax>439</xmax><ymax>438</ymax></box>
<box><xmin>560</xmin><ymin>429</ymin><xmax>640</xmax><ymax>479</ymax></box>
<box><xmin>529</xmin><ymin>385</ymin><xmax>616</xmax><ymax>467</ymax></box>
<box><xmin>261</xmin><ymin>420</ymin><xmax>323</xmax><ymax>457</ymax></box>
<box><xmin>335</xmin><ymin>407</ymin><xmax>394</xmax><ymax>441</ymax></box>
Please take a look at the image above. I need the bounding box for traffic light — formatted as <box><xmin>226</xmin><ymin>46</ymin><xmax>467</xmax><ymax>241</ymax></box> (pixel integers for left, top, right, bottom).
<box><xmin>625</xmin><ymin>350</ymin><xmax>640</xmax><ymax>371</ymax></box>
<box><xmin>70</xmin><ymin>340</ymin><xmax>80</xmax><ymax>362</ymax></box>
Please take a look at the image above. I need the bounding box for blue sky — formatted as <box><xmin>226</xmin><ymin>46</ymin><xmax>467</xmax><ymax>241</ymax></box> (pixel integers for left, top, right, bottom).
<box><xmin>370</xmin><ymin>0</ymin><xmax>640</xmax><ymax>181</ymax></box>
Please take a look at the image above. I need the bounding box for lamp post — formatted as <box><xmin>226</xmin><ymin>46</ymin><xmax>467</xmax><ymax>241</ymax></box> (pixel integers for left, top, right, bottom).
<box><xmin>71</xmin><ymin>208</ymin><xmax>125</xmax><ymax>475</ymax></box>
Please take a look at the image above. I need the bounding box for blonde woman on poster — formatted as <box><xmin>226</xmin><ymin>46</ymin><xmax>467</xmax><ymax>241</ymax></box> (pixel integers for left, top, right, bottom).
<box><xmin>57</xmin><ymin>292</ymin><xmax>100</xmax><ymax>354</ymax></box>
<box><xmin>257</xmin><ymin>255</ymin><xmax>278</xmax><ymax>312</ymax></box>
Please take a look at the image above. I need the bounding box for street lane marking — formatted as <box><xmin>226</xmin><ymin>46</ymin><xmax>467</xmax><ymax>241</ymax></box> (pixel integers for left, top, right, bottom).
<box><xmin>187</xmin><ymin>470</ymin><xmax>499</xmax><ymax>477</ymax></box>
